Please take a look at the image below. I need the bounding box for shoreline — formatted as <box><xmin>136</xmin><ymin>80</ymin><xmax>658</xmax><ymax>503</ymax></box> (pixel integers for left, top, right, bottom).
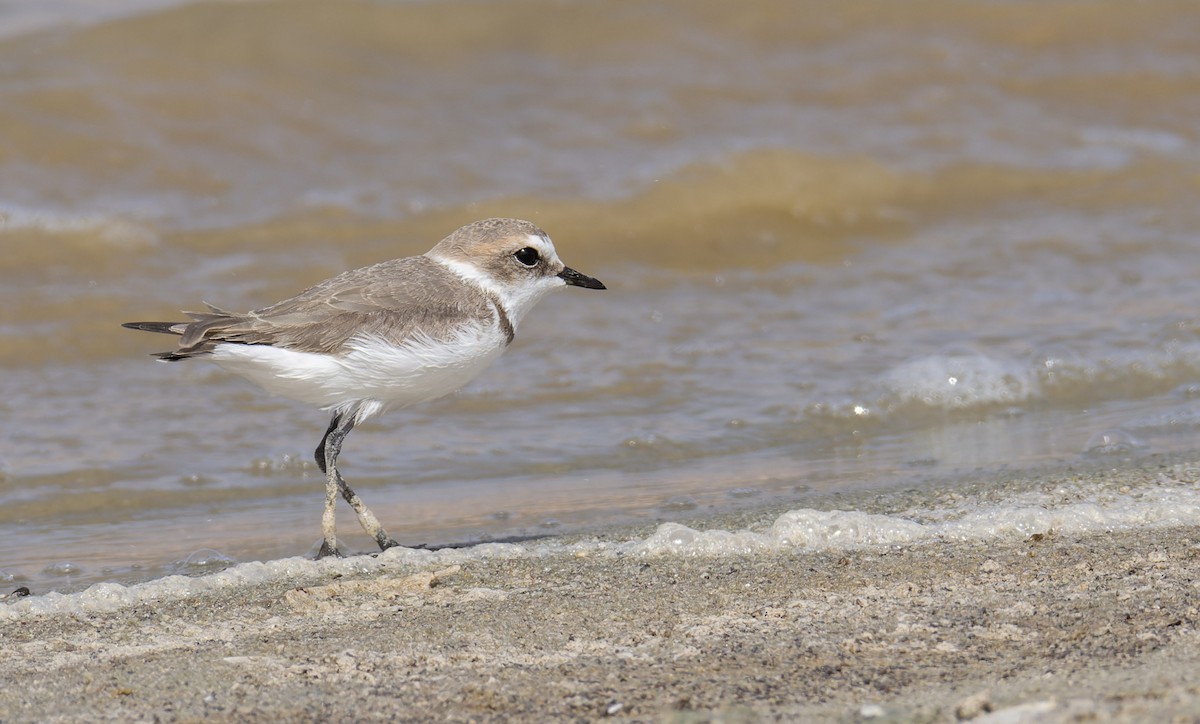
<box><xmin>2</xmin><ymin>460</ymin><xmax>1199</xmax><ymax>721</ymax></box>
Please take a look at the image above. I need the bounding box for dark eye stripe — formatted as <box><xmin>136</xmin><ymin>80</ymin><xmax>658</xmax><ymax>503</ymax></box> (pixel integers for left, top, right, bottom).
<box><xmin>514</xmin><ymin>247</ymin><xmax>540</xmax><ymax>267</ymax></box>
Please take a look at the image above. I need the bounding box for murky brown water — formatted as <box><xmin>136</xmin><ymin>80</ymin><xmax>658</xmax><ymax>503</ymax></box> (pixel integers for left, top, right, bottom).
<box><xmin>4</xmin><ymin>0</ymin><xmax>1200</xmax><ymax>593</ymax></box>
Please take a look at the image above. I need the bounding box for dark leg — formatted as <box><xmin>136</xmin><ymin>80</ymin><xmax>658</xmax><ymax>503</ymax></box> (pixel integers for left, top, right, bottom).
<box><xmin>315</xmin><ymin>417</ymin><xmax>337</xmax><ymax>474</ymax></box>
<box><xmin>316</xmin><ymin>413</ymin><xmax>350</xmax><ymax>558</ymax></box>
<box><xmin>314</xmin><ymin>411</ymin><xmax>399</xmax><ymax>558</ymax></box>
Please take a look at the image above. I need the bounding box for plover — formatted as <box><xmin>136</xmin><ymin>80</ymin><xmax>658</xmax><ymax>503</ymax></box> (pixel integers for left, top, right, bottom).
<box><xmin>123</xmin><ymin>218</ymin><xmax>605</xmax><ymax>557</ymax></box>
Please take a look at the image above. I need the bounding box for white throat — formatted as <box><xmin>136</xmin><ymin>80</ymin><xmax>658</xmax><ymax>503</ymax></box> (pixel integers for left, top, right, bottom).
<box><xmin>431</xmin><ymin>256</ymin><xmax>562</xmax><ymax>330</ymax></box>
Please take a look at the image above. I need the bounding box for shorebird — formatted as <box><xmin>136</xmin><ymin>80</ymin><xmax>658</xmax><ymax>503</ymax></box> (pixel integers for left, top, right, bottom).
<box><xmin>123</xmin><ymin>218</ymin><xmax>605</xmax><ymax>557</ymax></box>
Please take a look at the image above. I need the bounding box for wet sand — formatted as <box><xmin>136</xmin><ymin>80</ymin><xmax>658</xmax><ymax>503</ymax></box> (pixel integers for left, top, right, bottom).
<box><xmin>2</xmin><ymin>463</ymin><xmax>1200</xmax><ymax>723</ymax></box>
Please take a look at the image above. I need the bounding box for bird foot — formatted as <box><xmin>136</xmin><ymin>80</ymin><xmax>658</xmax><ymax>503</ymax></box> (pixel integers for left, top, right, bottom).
<box><xmin>316</xmin><ymin>540</ymin><xmax>342</xmax><ymax>559</ymax></box>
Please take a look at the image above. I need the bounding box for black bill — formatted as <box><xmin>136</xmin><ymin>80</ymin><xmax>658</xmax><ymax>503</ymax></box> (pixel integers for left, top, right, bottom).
<box><xmin>558</xmin><ymin>266</ymin><xmax>606</xmax><ymax>290</ymax></box>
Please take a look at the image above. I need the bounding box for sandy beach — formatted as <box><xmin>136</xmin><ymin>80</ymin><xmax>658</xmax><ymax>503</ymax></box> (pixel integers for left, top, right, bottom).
<box><xmin>2</xmin><ymin>459</ymin><xmax>1199</xmax><ymax>723</ymax></box>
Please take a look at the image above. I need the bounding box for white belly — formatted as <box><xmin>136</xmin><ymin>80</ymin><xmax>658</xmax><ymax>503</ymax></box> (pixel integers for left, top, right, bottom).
<box><xmin>209</xmin><ymin>324</ymin><xmax>508</xmax><ymax>421</ymax></box>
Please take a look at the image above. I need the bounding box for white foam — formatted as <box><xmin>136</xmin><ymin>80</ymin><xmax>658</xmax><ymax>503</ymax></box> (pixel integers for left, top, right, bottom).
<box><xmin>0</xmin><ymin>543</ymin><xmax>531</xmax><ymax>621</ymax></box>
<box><xmin>626</xmin><ymin>511</ymin><xmax>930</xmax><ymax>556</ymax></box>
<box><xmin>623</xmin><ymin>484</ymin><xmax>1200</xmax><ymax>557</ymax></box>
<box><xmin>881</xmin><ymin>351</ymin><xmax>1039</xmax><ymax>410</ymax></box>
<box><xmin>5</xmin><ymin>474</ymin><xmax>1200</xmax><ymax>621</ymax></box>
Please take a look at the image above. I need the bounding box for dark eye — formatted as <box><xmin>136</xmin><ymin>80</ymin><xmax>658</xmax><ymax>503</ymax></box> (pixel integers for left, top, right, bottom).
<box><xmin>514</xmin><ymin>247</ymin><xmax>540</xmax><ymax>267</ymax></box>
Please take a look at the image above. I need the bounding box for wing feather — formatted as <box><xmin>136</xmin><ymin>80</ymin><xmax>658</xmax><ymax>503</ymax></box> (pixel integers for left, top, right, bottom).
<box><xmin>146</xmin><ymin>256</ymin><xmax>493</xmax><ymax>358</ymax></box>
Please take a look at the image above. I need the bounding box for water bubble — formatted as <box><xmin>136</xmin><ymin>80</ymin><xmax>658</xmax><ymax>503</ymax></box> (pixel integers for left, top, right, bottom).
<box><xmin>1083</xmin><ymin>428</ymin><xmax>1148</xmax><ymax>457</ymax></box>
<box><xmin>43</xmin><ymin>561</ymin><xmax>82</xmax><ymax>576</ymax></box>
<box><xmin>174</xmin><ymin>549</ymin><xmax>237</xmax><ymax>573</ymax></box>
<box><xmin>660</xmin><ymin>496</ymin><xmax>698</xmax><ymax>512</ymax></box>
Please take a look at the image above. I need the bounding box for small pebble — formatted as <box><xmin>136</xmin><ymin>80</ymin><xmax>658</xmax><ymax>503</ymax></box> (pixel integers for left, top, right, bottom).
<box><xmin>954</xmin><ymin>689</ymin><xmax>992</xmax><ymax>719</ymax></box>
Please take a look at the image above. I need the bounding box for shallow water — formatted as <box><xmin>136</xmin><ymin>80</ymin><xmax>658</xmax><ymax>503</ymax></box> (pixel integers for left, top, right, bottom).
<box><xmin>7</xmin><ymin>458</ymin><xmax>1200</xmax><ymax>621</ymax></box>
<box><xmin>3</xmin><ymin>0</ymin><xmax>1200</xmax><ymax>594</ymax></box>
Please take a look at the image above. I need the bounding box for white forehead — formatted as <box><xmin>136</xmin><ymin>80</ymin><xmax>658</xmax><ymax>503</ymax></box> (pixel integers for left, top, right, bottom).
<box><xmin>524</xmin><ymin>232</ymin><xmax>559</xmax><ymax>259</ymax></box>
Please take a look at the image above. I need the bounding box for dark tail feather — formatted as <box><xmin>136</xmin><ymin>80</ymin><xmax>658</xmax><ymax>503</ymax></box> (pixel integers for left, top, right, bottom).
<box><xmin>122</xmin><ymin>321</ymin><xmax>184</xmax><ymax>335</ymax></box>
<box><xmin>123</xmin><ymin>320</ymin><xmax>197</xmax><ymax>361</ymax></box>
<box><xmin>150</xmin><ymin>350</ymin><xmax>194</xmax><ymax>361</ymax></box>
